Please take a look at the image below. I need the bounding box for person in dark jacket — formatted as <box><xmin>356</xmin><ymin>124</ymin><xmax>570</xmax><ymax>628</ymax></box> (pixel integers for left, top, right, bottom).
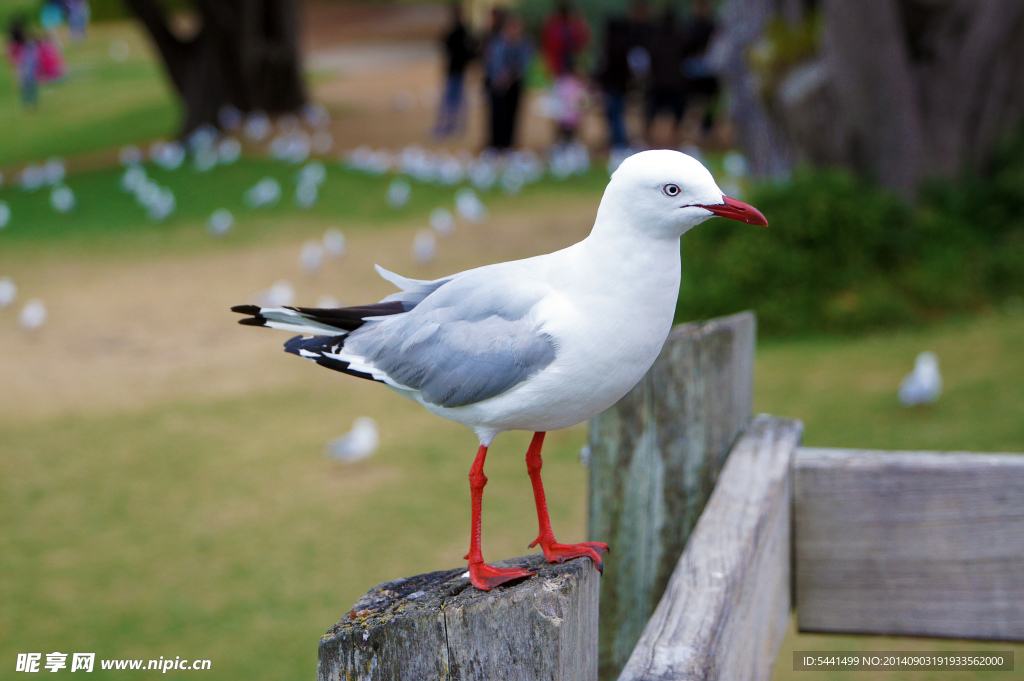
<box><xmin>643</xmin><ymin>6</ymin><xmax>687</xmax><ymax>148</ymax></box>
<box><xmin>434</xmin><ymin>3</ymin><xmax>476</xmax><ymax>138</ymax></box>
<box><xmin>594</xmin><ymin>16</ymin><xmax>632</xmax><ymax>150</ymax></box>
<box><xmin>484</xmin><ymin>13</ymin><xmax>532</xmax><ymax>151</ymax></box>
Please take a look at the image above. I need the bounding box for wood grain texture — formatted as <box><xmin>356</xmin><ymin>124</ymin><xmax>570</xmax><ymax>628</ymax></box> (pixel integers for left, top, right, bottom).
<box><xmin>318</xmin><ymin>553</ymin><xmax>599</xmax><ymax>681</ymax></box>
<box><xmin>618</xmin><ymin>416</ymin><xmax>803</xmax><ymax>681</ymax></box>
<box><xmin>588</xmin><ymin>312</ymin><xmax>755</xmax><ymax>679</ymax></box>
<box><xmin>794</xmin><ymin>447</ymin><xmax>1024</xmax><ymax>640</ymax></box>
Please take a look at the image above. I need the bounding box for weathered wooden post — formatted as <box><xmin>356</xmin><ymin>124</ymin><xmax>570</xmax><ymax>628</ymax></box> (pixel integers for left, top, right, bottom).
<box><xmin>588</xmin><ymin>312</ymin><xmax>755</xmax><ymax>679</ymax></box>
<box><xmin>318</xmin><ymin>553</ymin><xmax>599</xmax><ymax>681</ymax></box>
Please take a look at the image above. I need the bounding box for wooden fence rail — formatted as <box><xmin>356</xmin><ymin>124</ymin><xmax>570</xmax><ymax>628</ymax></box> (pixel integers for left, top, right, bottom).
<box><xmin>794</xmin><ymin>447</ymin><xmax>1024</xmax><ymax>640</ymax></box>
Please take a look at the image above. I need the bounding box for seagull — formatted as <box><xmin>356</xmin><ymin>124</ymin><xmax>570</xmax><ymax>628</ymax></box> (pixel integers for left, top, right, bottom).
<box><xmin>326</xmin><ymin>416</ymin><xmax>380</xmax><ymax>464</ymax></box>
<box><xmin>899</xmin><ymin>351</ymin><xmax>942</xmax><ymax>406</ymax></box>
<box><xmin>232</xmin><ymin>150</ymin><xmax>768</xmax><ymax>590</ymax></box>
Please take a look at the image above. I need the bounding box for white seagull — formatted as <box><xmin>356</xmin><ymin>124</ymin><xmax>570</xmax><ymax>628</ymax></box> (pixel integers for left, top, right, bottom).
<box><xmin>232</xmin><ymin>150</ymin><xmax>768</xmax><ymax>590</ymax></box>
<box><xmin>899</xmin><ymin>351</ymin><xmax>942</xmax><ymax>406</ymax></box>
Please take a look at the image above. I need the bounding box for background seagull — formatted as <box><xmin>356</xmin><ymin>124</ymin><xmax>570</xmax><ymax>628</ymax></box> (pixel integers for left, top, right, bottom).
<box><xmin>899</xmin><ymin>351</ymin><xmax>942</xmax><ymax>406</ymax></box>
<box><xmin>325</xmin><ymin>416</ymin><xmax>380</xmax><ymax>464</ymax></box>
<box><xmin>232</xmin><ymin>149</ymin><xmax>768</xmax><ymax>590</ymax></box>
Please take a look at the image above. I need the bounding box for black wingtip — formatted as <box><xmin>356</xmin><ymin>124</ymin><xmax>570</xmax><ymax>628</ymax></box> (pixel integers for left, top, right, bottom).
<box><xmin>238</xmin><ymin>316</ymin><xmax>267</xmax><ymax>327</ymax></box>
<box><xmin>231</xmin><ymin>304</ymin><xmax>261</xmax><ymax>315</ymax></box>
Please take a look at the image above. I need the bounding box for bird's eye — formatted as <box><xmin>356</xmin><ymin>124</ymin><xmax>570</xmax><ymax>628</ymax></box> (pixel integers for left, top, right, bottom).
<box><xmin>662</xmin><ymin>184</ymin><xmax>681</xmax><ymax>197</ymax></box>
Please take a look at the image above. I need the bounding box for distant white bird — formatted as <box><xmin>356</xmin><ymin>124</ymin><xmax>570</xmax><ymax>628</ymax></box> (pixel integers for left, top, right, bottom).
<box><xmin>193</xmin><ymin>147</ymin><xmax>219</xmax><ymax>173</ymax></box>
<box><xmin>207</xmin><ymin>209</ymin><xmax>234</xmax><ymax>237</ymax></box>
<box><xmin>455</xmin><ymin>188</ymin><xmax>487</xmax><ymax>223</ymax></box>
<box><xmin>295</xmin><ymin>181</ymin><xmax>318</xmax><ymax>209</ymax></box>
<box><xmin>19</xmin><ymin>165</ymin><xmax>45</xmax><ymax>191</ymax></box>
<box><xmin>412</xmin><ymin>228</ymin><xmax>437</xmax><ymax>264</ymax></box>
<box><xmin>298</xmin><ymin>161</ymin><xmax>327</xmax><ymax>187</ymax></box>
<box><xmin>322</xmin><ymin>228</ymin><xmax>347</xmax><ymax>259</ymax></box>
<box><xmin>899</xmin><ymin>351</ymin><xmax>942</xmax><ymax>406</ymax></box>
<box><xmin>145</xmin><ymin>187</ymin><xmax>176</xmax><ymax>222</ymax></box>
<box><xmin>218</xmin><ymin>137</ymin><xmax>242</xmax><ymax>165</ymax></box>
<box><xmin>44</xmin><ymin>158</ymin><xmax>66</xmax><ymax>186</ymax></box>
<box><xmin>325</xmin><ymin>416</ymin><xmax>380</xmax><ymax>463</ymax></box>
<box><xmin>316</xmin><ymin>294</ymin><xmax>341</xmax><ymax>309</ymax></box>
<box><xmin>0</xmin><ymin>201</ymin><xmax>10</xmax><ymax>229</ymax></box>
<box><xmin>121</xmin><ymin>166</ymin><xmax>147</xmax><ymax>193</ymax></box>
<box><xmin>19</xmin><ymin>299</ymin><xmax>47</xmax><ymax>330</ymax></box>
<box><xmin>233</xmin><ymin>149</ymin><xmax>769</xmax><ymax>590</ymax></box>
<box><xmin>245</xmin><ymin>178</ymin><xmax>281</xmax><ymax>208</ymax></box>
<box><xmin>300</xmin><ymin>240</ymin><xmax>324</xmax><ymax>275</ymax></box>
<box><xmin>468</xmin><ymin>159</ymin><xmax>497</xmax><ymax>190</ymax></box>
<box><xmin>386</xmin><ymin>178</ymin><xmax>411</xmax><ymax>209</ymax></box>
<box><xmin>50</xmin><ymin>186</ymin><xmax>75</xmax><ymax>213</ymax></box>
<box><xmin>255</xmin><ymin>280</ymin><xmax>295</xmax><ymax>308</ymax></box>
<box><xmin>0</xmin><ymin>276</ymin><xmax>16</xmax><ymax>307</ymax></box>
<box><xmin>152</xmin><ymin>142</ymin><xmax>186</xmax><ymax>171</ymax></box>
<box><xmin>429</xmin><ymin>207</ymin><xmax>455</xmax><ymax>237</ymax></box>
<box><xmin>244</xmin><ymin>110</ymin><xmax>271</xmax><ymax>142</ymax></box>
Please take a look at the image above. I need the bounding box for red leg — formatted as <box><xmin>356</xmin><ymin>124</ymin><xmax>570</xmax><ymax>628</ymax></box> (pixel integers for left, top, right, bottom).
<box><xmin>525</xmin><ymin>432</ymin><xmax>609</xmax><ymax>571</ymax></box>
<box><xmin>466</xmin><ymin>443</ymin><xmax>535</xmax><ymax>591</ymax></box>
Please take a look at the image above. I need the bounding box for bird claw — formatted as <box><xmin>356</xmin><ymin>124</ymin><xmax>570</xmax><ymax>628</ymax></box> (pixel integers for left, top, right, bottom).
<box><xmin>533</xmin><ymin>538</ymin><xmax>609</xmax><ymax>572</ymax></box>
<box><xmin>467</xmin><ymin>561</ymin><xmax>535</xmax><ymax>591</ymax></box>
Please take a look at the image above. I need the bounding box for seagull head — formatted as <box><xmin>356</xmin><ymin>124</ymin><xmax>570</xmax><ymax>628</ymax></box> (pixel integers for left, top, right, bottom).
<box><xmin>603</xmin><ymin>150</ymin><xmax>768</xmax><ymax>238</ymax></box>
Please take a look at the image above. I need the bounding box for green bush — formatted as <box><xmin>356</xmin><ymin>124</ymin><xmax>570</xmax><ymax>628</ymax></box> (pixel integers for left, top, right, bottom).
<box><xmin>676</xmin><ymin>133</ymin><xmax>1024</xmax><ymax>336</ymax></box>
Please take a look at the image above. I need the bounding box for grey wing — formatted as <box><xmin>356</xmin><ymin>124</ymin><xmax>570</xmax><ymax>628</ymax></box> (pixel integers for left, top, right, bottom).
<box><xmin>341</xmin><ymin>278</ymin><xmax>557</xmax><ymax>408</ymax></box>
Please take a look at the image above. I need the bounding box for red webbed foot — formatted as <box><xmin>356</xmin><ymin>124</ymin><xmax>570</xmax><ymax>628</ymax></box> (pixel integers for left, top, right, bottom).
<box><xmin>467</xmin><ymin>561</ymin><xmax>535</xmax><ymax>591</ymax></box>
<box><xmin>530</xmin><ymin>537</ymin><xmax>610</xmax><ymax>572</ymax></box>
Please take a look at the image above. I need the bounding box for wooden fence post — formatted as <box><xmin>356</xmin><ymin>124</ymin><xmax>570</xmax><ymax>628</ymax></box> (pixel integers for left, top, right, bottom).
<box><xmin>317</xmin><ymin>553</ymin><xmax>599</xmax><ymax>681</ymax></box>
<box><xmin>588</xmin><ymin>312</ymin><xmax>755</xmax><ymax>680</ymax></box>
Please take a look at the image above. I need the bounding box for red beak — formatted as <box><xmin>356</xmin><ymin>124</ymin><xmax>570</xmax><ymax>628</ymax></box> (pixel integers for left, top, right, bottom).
<box><xmin>696</xmin><ymin>195</ymin><xmax>768</xmax><ymax>226</ymax></box>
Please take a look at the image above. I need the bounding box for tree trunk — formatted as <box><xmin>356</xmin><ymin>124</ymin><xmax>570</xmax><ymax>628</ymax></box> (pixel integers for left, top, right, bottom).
<box><xmin>124</xmin><ymin>0</ymin><xmax>307</xmax><ymax>135</ymax></box>
<box><xmin>710</xmin><ymin>0</ymin><xmax>1024</xmax><ymax>199</ymax></box>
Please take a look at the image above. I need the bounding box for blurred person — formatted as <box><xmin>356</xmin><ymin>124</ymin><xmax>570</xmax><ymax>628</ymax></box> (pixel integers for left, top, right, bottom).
<box><xmin>66</xmin><ymin>0</ymin><xmax>89</xmax><ymax>42</ymax></box>
<box><xmin>35</xmin><ymin>31</ymin><xmax>65</xmax><ymax>82</ymax></box>
<box><xmin>433</xmin><ymin>2</ymin><xmax>476</xmax><ymax>138</ymax></box>
<box><xmin>540</xmin><ymin>2</ymin><xmax>590</xmax><ymax>80</ymax></box>
<box><xmin>682</xmin><ymin>0</ymin><xmax>719</xmax><ymax>140</ymax></box>
<box><xmin>481</xmin><ymin>6</ymin><xmax>505</xmax><ymax>148</ymax></box>
<box><xmin>7</xmin><ymin>19</ymin><xmax>40</xmax><ymax>109</ymax></box>
<box><xmin>39</xmin><ymin>0</ymin><xmax>65</xmax><ymax>36</ymax></box>
<box><xmin>643</xmin><ymin>6</ymin><xmax>687</xmax><ymax>149</ymax></box>
<box><xmin>626</xmin><ymin>0</ymin><xmax>653</xmax><ymax>88</ymax></box>
<box><xmin>594</xmin><ymin>16</ymin><xmax>632</xmax><ymax>150</ymax></box>
<box><xmin>484</xmin><ymin>12</ymin><xmax>532</xmax><ymax>152</ymax></box>
<box><xmin>551</xmin><ymin>58</ymin><xmax>588</xmax><ymax>146</ymax></box>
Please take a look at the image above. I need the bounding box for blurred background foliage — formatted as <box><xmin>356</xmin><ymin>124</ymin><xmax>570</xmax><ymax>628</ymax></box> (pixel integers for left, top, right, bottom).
<box><xmin>678</xmin><ymin>128</ymin><xmax>1024</xmax><ymax>336</ymax></box>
